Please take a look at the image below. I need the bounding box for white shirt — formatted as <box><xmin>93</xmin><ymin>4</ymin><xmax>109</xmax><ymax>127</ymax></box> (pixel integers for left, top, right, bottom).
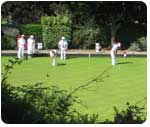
<box><xmin>58</xmin><ymin>40</ymin><xmax>68</xmax><ymax>49</ymax></box>
<box><xmin>27</xmin><ymin>38</ymin><xmax>35</xmax><ymax>50</ymax></box>
<box><xmin>50</xmin><ymin>49</ymin><xmax>57</xmax><ymax>57</ymax></box>
<box><xmin>18</xmin><ymin>38</ymin><xmax>25</xmax><ymax>48</ymax></box>
<box><xmin>111</xmin><ymin>44</ymin><xmax>119</xmax><ymax>53</ymax></box>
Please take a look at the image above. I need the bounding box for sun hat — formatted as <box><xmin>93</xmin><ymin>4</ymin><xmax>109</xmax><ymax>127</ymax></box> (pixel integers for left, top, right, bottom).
<box><xmin>30</xmin><ymin>35</ymin><xmax>34</xmax><ymax>38</ymax></box>
<box><xmin>117</xmin><ymin>43</ymin><xmax>121</xmax><ymax>47</ymax></box>
<box><xmin>62</xmin><ymin>37</ymin><xmax>65</xmax><ymax>40</ymax></box>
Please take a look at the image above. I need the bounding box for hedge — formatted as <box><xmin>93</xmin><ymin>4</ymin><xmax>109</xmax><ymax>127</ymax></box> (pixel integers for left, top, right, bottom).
<box><xmin>19</xmin><ymin>24</ymin><xmax>42</xmax><ymax>37</ymax></box>
<box><xmin>41</xmin><ymin>15</ymin><xmax>72</xmax><ymax>49</ymax></box>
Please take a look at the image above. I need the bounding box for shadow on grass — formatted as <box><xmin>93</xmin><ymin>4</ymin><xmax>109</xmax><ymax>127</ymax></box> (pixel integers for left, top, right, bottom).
<box><xmin>117</xmin><ymin>62</ymin><xmax>133</xmax><ymax>65</ymax></box>
<box><xmin>57</xmin><ymin>63</ymin><xmax>66</xmax><ymax>66</ymax></box>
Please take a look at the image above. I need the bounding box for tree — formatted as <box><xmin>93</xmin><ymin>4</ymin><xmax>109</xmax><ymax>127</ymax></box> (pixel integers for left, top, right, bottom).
<box><xmin>2</xmin><ymin>1</ymin><xmax>147</xmax><ymax>48</ymax></box>
<box><xmin>94</xmin><ymin>1</ymin><xmax>147</xmax><ymax>46</ymax></box>
<box><xmin>53</xmin><ymin>1</ymin><xmax>146</xmax><ymax>46</ymax></box>
<box><xmin>1</xmin><ymin>1</ymin><xmax>54</xmax><ymax>24</ymax></box>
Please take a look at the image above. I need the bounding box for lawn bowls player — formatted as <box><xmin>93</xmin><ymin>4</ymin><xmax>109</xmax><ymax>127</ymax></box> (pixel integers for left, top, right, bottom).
<box><xmin>17</xmin><ymin>35</ymin><xmax>22</xmax><ymax>48</ymax></box>
<box><xmin>49</xmin><ymin>49</ymin><xmax>57</xmax><ymax>66</ymax></box>
<box><xmin>58</xmin><ymin>37</ymin><xmax>68</xmax><ymax>60</ymax></box>
<box><xmin>123</xmin><ymin>51</ymin><xmax>127</xmax><ymax>58</ymax></box>
<box><xmin>110</xmin><ymin>42</ymin><xmax>121</xmax><ymax>66</ymax></box>
<box><xmin>17</xmin><ymin>34</ymin><xmax>26</xmax><ymax>59</ymax></box>
<box><xmin>27</xmin><ymin>35</ymin><xmax>35</xmax><ymax>58</ymax></box>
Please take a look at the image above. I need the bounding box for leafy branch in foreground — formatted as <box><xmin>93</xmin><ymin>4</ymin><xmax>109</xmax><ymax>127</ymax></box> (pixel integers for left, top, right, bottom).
<box><xmin>68</xmin><ymin>66</ymin><xmax>112</xmax><ymax>97</ymax></box>
<box><xmin>1</xmin><ymin>58</ymin><xmax>99</xmax><ymax>123</ymax></box>
<box><xmin>113</xmin><ymin>101</ymin><xmax>146</xmax><ymax>124</ymax></box>
<box><xmin>1</xmin><ymin>58</ymin><xmax>22</xmax><ymax>86</ymax></box>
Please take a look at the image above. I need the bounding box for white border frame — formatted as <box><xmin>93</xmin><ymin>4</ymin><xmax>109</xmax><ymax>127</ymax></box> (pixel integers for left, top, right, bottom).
<box><xmin>0</xmin><ymin>0</ymin><xmax>149</xmax><ymax>127</ymax></box>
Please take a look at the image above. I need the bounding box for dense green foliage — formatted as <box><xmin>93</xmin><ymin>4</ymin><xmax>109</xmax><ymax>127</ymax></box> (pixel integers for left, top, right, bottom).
<box><xmin>1</xmin><ymin>24</ymin><xmax>43</xmax><ymax>49</ymax></box>
<box><xmin>41</xmin><ymin>15</ymin><xmax>109</xmax><ymax>49</ymax></box>
<box><xmin>116</xmin><ymin>23</ymin><xmax>147</xmax><ymax>49</ymax></box>
<box><xmin>1</xmin><ymin>58</ymin><xmax>99</xmax><ymax>123</ymax></box>
<box><xmin>113</xmin><ymin>102</ymin><xmax>146</xmax><ymax>124</ymax></box>
<box><xmin>41</xmin><ymin>15</ymin><xmax>72</xmax><ymax>48</ymax></box>
<box><xmin>138</xmin><ymin>37</ymin><xmax>147</xmax><ymax>50</ymax></box>
<box><xmin>1</xmin><ymin>1</ymin><xmax>147</xmax><ymax>49</ymax></box>
<box><xmin>19</xmin><ymin>24</ymin><xmax>42</xmax><ymax>37</ymax></box>
<box><xmin>128</xmin><ymin>37</ymin><xmax>147</xmax><ymax>51</ymax></box>
<box><xmin>2</xmin><ymin>1</ymin><xmax>146</xmax><ymax>26</ymax></box>
<box><xmin>72</xmin><ymin>25</ymin><xmax>108</xmax><ymax>49</ymax></box>
<box><xmin>1</xmin><ymin>24</ymin><xmax>19</xmax><ymax>49</ymax></box>
<box><xmin>1</xmin><ymin>36</ymin><xmax>16</xmax><ymax>50</ymax></box>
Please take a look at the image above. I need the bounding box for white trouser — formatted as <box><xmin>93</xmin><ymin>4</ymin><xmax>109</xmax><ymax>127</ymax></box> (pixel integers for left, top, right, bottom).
<box><xmin>60</xmin><ymin>49</ymin><xmax>66</xmax><ymax>60</ymax></box>
<box><xmin>27</xmin><ymin>48</ymin><xmax>33</xmax><ymax>58</ymax></box>
<box><xmin>17</xmin><ymin>47</ymin><xmax>24</xmax><ymax>59</ymax></box>
<box><xmin>32</xmin><ymin>44</ymin><xmax>35</xmax><ymax>53</ymax></box>
<box><xmin>110</xmin><ymin>51</ymin><xmax>116</xmax><ymax>65</ymax></box>
<box><xmin>52</xmin><ymin>56</ymin><xmax>56</xmax><ymax>66</ymax></box>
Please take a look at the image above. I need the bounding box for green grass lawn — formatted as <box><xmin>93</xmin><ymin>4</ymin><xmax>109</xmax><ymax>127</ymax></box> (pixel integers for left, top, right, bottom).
<box><xmin>1</xmin><ymin>56</ymin><xmax>147</xmax><ymax>121</ymax></box>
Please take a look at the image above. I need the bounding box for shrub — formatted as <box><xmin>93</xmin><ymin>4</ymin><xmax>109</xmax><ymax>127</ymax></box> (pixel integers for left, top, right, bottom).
<box><xmin>41</xmin><ymin>15</ymin><xmax>72</xmax><ymax>49</ymax></box>
<box><xmin>72</xmin><ymin>25</ymin><xmax>108</xmax><ymax>49</ymax></box>
<box><xmin>2</xmin><ymin>25</ymin><xmax>20</xmax><ymax>37</ymax></box>
<box><xmin>113</xmin><ymin>102</ymin><xmax>146</xmax><ymax>124</ymax></box>
<box><xmin>128</xmin><ymin>36</ymin><xmax>147</xmax><ymax>51</ymax></box>
<box><xmin>1</xmin><ymin>24</ymin><xmax>19</xmax><ymax>49</ymax></box>
<box><xmin>138</xmin><ymin>37</ymin><xmax>147</xmax><ymax>51</ymax></box>
<box><xmin>128</xmin><ymin>42</ymin><xmax>140</xmax><ymax>51</ymax></box>
<box><xmin>1</xmin><ymin>36</ymin><xmax>17</xmax><ymax>50</ymax></box>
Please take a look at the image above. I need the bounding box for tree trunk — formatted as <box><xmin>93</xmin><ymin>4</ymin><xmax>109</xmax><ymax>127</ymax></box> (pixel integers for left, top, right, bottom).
<box><xmin>111</xmin><ymin>28</ymin><xmax>116</xmax><ymax>46</ymax></box>
<box><xmin>110</xmin><ymin>17</ymin><xmax>121</xmax><ymax>48</ymax></box>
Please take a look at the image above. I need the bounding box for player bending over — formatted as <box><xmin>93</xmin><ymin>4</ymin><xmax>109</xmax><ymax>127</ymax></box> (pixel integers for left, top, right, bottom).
<box><xmin>49</xmin><ymin>49</ymin><xmax>57</xmax><ymax>66</ymax></box>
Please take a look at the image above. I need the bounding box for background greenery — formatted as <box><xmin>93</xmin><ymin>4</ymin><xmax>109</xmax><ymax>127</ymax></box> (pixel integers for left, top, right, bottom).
<box><xmin>72</xmin><ymin>25</ymin><xmax>105</xmax><ymax>49</ymax></box>
<box><xmin>41</xmin><ymin>15</ymin><xmax>72</xmax><ymax>48</ymax></box>
<box><xmin>1</xmin><ymin>36</ymin><xmax>17</xmax><ymax>50</ymax></box>
<box><xmin>19</xmin><ymin>24</ymin><xmax>42</xmax><ymax>37</ymax></box>
<box><xmin>1</xmin><ymin>1</ymin><xmax>147</xmax><ymax>50</ymax></box>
